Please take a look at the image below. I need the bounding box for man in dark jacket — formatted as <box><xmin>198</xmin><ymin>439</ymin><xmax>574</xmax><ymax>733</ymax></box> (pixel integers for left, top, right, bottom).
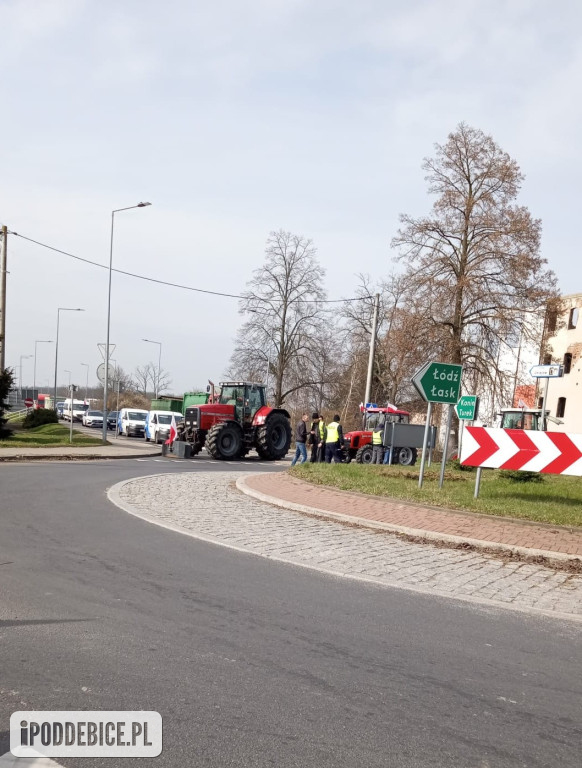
<box><xmin>309</xmin><ymin>412</ymin><xmax>321</xmax><ymax>463</ymax></box>
<box><xmin>291</xmin><ymin>413</ymin><xmax>309</xmax><ymax>466</ymax></box>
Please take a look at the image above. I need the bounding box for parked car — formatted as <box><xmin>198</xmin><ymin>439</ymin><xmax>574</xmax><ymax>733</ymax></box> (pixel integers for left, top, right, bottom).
<box><xmin>107</xmin><ymin>411</ymin><xmax>119</xmax><ymax>430</ymax></box>
<box><xmin>118</xmin><ymin>408</ymin><xmax>149</xmax><ymax>437</ymax></box>
<box><xmin>56</xmin><ymin>402</ymin><xmax>65</xmax><ymax>419</ymax></box>
<box><xmin>63</xmin><ymin>399</ymin><xmax>89</xmax><ymax>422</ymax></box>
<box><xmin>83</xmin><ymin>410</ymin><xmax>103</xmax><ymax>428</ymax></box>
<box><xmin>145</xmin><ymin>410</ymin><xmax>183</xmax><ymax>444</ymax></box>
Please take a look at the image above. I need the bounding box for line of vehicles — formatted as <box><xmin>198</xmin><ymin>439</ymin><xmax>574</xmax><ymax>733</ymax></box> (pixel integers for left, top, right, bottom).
<box><xmin>54</xmin><ymin>383</ymin><xmax>553</xmax><ymax>464</ymax></box>
<box><xmin>56</xmin><ymin>399</ymin><xmax>182</xmax><ymax>443</ymax></box>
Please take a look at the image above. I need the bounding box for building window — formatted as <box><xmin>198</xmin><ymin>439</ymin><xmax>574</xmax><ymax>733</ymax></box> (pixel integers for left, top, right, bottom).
<box><xmin>557</xmin><ymin>397</ymin><xmax>566</xmax><ymax>418</ymax></box>
<box><xmin>543</xmin><ymin>354</ymin><xmax>552</xmax><ymax>365</ymax></box>
<box><xmin>564</xmin><ymin>353</ymin><xmax>573</xmax><ymax>374</ymax></box>
<box><xmin>538</xmin><ymin>397</ymin><xmax>543</xmax><ymax>409</ymax></box>
<box><xmin>568</xmin><ymin>307</ymin><xmax>579</xmax><ymax>329</ymax></box>
<box><xmin>546</xmin><ymin>308</ymin><xmax>558</xmax><ymax>333</ymax></box>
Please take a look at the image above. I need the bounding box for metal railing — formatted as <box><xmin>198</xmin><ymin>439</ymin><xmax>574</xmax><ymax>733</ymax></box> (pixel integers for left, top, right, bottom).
<box><xmin>5</xmin><ymin>408</ymin><xmax>28</xmax><ymax>422</ymax></box>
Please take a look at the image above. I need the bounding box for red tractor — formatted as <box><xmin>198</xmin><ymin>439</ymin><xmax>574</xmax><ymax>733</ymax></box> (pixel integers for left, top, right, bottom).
<box><xmin>179</xmin><ymin>381</ymin><xmax>292</xmax><ymax>461</ymax></box>
<box><xmin>343</xmin><ymin>404</ymin><xmax>417</xmax><ymax>466</ymax></box>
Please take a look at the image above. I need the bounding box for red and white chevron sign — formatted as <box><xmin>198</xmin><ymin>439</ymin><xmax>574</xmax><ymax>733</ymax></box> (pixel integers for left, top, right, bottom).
<box><xmin>461</xmin><ymin>427</ymin><xmax>582</xmax><ymax>475</ymax></box>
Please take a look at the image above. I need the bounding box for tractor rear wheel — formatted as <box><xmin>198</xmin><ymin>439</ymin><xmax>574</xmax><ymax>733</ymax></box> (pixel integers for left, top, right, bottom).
<box><xmin>355</xmin><ymin>444</ymin><xmax>373</xmax><ymax>464</ymax></box>
<box><xmin>395</xmin><ymin>446</ymin><xmax>417</xmax><ymax>466</ymax></box>
<box><xmin>256</xmin><ymin>413</ymin><xmax>292</xmax><ymax>460</ymax></box>
<box><xmin>206</xmin><ymin>422</ymin><xmax>243</xmax><ymax>460</ymax></box>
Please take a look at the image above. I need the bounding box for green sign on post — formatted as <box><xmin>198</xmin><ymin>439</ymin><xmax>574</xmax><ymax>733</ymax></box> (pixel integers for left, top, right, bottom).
<box><xmin>456</xmin><ymin>395</ymin><xmax>479</xmax><ymax>421</ymax></box>
<box><xmin>412</xmin><ymin>361</ymin><xmax>463</xmax><ymax>404</ymax></box>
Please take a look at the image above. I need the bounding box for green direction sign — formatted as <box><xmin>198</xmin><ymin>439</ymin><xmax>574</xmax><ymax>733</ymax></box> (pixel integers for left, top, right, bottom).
<box><xmin>412</xmin><ymin>361</ymin><xmax>463</xmax><ymax>404</ymax></box>
<box><xmin>456</xmin><ymin>395</ymin><xmax>479</xmax><ymax>421</ymax></box>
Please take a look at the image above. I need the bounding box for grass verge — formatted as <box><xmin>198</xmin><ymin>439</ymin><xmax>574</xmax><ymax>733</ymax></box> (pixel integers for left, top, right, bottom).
<box><xmin>0</xmin><ymin>423</ymin><xmax>104</xmax><ymax>448</ymax></box>
<box><xmin>290</xmin><ymin>462</ymin><xmax>582</xmax><ymax>528</ymax></box>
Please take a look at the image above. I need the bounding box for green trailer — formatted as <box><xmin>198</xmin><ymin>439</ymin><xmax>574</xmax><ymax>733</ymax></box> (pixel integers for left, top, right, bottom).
<box><xmin>182</xmin><ymin>391</ymin><xmax>209</xmax><ymax>413</ymax></box>
<box><xmin>151</xmin><ymin>392</ymin><xmax>209</xmax><ymax>415</ymax></box>
<box><xmin>150</xmin><ymin>396</ymin><xmax>184</xmax><ymax>413</ymax></box>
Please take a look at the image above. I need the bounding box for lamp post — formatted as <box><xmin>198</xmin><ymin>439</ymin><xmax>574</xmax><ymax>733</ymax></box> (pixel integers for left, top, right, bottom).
<box><xmin>34</xmin><ymin>340</ymin><xmax>53</xmax><ymax>405</ymax></box>
<box><xmin>63</xmin><ymin>369</ymin><xmax>71</xmax><ymax>406</ymax></box>
<box><xmin>111</xmin><ymin>358</ymin><xmax>120</xmax><ymax>437</ymax></box>
<box><xmin>80</xmin><ymin>363</ymin><xmax>89</xmax><ymax>403</ymax></box>
<box><xmin>142</xmin><ymin>338</ymin><xmax>162</xmax><ymax>398</ymax></box>
<box><xmin>54</xmin><ymin>308</ymin><xmax>84</xmax><ymax>404</ymax></box>
<box><xmin>103</xmin><ymin>202</ymin><xmax>152</xmax><ymax>443</ymax></box>
<box><xmin>19</xmin><ymin>354</ymin><xmax>32</xmax><ymax>398</ymax></box>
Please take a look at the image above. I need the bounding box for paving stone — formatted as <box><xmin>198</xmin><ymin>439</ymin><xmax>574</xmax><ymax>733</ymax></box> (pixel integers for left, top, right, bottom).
<box><xmin>114</xmin><ymin>472</ymin><xmax>582</xmax><ymax>620</ymax></box>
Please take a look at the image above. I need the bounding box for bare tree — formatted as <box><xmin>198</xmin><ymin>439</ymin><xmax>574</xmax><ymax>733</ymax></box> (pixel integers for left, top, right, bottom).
<box><xmin>132</xmin><ymin>363</ymin><xmax>171</xmax><ymax>397</ymax></box>
<box><xmin>392</xmin><ymin>123</ymin><xmax>558</xmax><ymax>428</ymax></box>
<box><xmin>230</xmin><ymin>230</ymin><xmax>327</xmax><ymax>407</ymax></box>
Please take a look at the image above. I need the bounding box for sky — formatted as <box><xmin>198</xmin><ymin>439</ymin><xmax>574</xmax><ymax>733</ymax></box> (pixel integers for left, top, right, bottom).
<box><xmin>2</xmin><ymin>0</ymin><xmax>582</xmax><ymax>395</ymax></box>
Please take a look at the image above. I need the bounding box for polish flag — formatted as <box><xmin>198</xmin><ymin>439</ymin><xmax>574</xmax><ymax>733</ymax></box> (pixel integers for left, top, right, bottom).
<box><xmin>165</xmin><ymin>414</ymin><xmax>178</xmax><ymax>445</ymax></box>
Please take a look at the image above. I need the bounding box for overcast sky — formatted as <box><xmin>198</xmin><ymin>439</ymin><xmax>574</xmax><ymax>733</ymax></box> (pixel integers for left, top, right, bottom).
<box><xmin>2</xmin><ymin>0</ymin><xmax>581</xmax><ymax>394</ymax></box>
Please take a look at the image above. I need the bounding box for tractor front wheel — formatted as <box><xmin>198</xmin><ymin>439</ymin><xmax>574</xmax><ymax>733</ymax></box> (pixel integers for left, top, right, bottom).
<box><xmin>256</xmin><ymin>413</ymin><xmax>292</xmax><ymax>460</ymax></box>
<box><xmin>206</xmin><ymin>422</ymin><xmax>243</xmax><ymax>460</ymax></box>
<box><xmin>355</xmin><ymin>444</ymin><xmax>373</xmax><ymax>464</ymax></box>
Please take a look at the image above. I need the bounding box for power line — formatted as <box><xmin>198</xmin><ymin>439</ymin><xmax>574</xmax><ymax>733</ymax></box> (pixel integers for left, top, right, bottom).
<box><xmin>9</xmin><ymin>230</ymin><xmax>369</xmax><ymax>304</ymax></box>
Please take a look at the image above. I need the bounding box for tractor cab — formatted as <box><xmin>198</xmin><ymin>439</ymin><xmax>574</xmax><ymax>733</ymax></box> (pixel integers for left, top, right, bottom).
<box><xmin>499</xmin><ymin>408</ymin><xmax>548</xmax><ymax>431</ymax></box>
<box><xmin>218</xmin><ymin>382</ymin><xmax>266</xmax><ymax>424</ymax></box>
<box><xmin>364</xmin><ymin>409</ymin><xmax>409</xmax><ymax>430</ymax></box>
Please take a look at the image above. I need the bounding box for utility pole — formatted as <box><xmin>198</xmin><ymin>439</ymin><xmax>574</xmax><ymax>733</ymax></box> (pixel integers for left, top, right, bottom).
<box><xmin>364</xmin><ymin>293</ymin><xmax>380</xmax><ymax>406</ymax></box>
<box><xmin>0</xmin><ymin>226</ymin><xmax>7</xmax><ymax>370</ymax></box>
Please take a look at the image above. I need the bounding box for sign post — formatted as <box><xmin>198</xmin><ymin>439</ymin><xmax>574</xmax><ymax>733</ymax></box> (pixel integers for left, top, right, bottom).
<box><xmin>412</xmin><ymin>361</ymin><xmax>463</xmax><ymax>488</ymax></box>
<box><xmin>529</xmin><ymin>364</ymin><xmax>563</xmax><ymax>431</ymax></box>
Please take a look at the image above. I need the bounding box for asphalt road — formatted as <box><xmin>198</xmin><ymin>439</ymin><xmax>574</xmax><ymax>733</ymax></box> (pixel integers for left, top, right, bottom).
<box><xmin>1</xmin><ymin>459</ymin><xmax>581</xmax><ymax>767</ymax></box>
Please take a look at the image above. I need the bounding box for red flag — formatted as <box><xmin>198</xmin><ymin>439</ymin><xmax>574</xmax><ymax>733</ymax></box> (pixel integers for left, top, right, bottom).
<box><xmin>165</xmin><ymin>414</ymin><xmax>177</xmax><ymax>445</ymax></box>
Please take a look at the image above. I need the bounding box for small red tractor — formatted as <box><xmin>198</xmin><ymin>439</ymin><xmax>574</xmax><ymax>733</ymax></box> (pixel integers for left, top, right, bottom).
<box><xmin>179</xmin><ymin>381</ymin><xmax>292</xmax><ymax>460</ymax></box>
<box><xmin>343</xmin><ymin>403</ymin><xmax>417</xmax><ymax>466</ymax></box>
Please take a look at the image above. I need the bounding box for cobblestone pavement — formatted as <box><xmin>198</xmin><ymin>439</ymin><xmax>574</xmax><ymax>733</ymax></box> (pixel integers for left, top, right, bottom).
<box><xmin>111</xmin><ymin>472</ymin><xmax>582</xmax><ymax>622</ymax></box>
<box><xmin>243</xmin><ymin>473</ymin><xmax>582</xmax><ymax>557</ymax></box>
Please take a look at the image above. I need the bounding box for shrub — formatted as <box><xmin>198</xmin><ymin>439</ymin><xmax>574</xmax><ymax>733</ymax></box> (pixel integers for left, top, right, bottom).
<box><xmin>22</xmin><ymin>408</ymin><xmax>59</xmax><ymax>429</ymax></box>
<box><xmin>0</xmin><ymin>367</ymin><xmax>15</xmax><ymax>438</ymax></box>
<box><xmin>500</xmin><ymin>469</ymin><xmax>544</xmax><ymax>484</ymax></box>
<box><xmin>449</xmin><ymin>458</ymin><xmax>475</xmax><ymax>472</ymax></box>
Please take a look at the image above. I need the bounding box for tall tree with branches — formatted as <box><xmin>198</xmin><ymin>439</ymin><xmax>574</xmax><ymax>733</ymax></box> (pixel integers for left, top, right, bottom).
<box><xmin>230</xmin><ymin>230</ymin><xmax>327</xmax><ymax>407</ymax></box>
<box><xmin>392</xmin><ymin>123</ymin><xmax>558</xmax><ymax>400</ymax></box>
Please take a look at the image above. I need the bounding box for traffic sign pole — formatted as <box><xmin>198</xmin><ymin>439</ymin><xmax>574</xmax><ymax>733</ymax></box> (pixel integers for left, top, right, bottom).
<box><xmin>439</xmin><ymin>404</ymin><xmax>454</xmax><ymax>489</ymax></box>
<box><xmin>418</xmin><ymin>402</ymin><xmax>433</xmax><ymax>489</ymax></box>
<box><xmin>540</xmin><ymin>377</ymin><xmax>550</xmax><ymax>431</ymax></box>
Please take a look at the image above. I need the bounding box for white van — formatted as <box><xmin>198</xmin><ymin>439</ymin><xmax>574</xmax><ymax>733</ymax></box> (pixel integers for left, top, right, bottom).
<box><xmin>118</xmin><ymin>408</ymin><xmax>149</xmax><ymax>438</ymax></box>
<box><xmin>145</xmin><ymin>411</ymin><xmax>183</xmax><ymax>444</ymax></box>
<box><xmin>63</xmin><ymin>399</ymin><xmax>89</xmax><ymax>422</ymax></box>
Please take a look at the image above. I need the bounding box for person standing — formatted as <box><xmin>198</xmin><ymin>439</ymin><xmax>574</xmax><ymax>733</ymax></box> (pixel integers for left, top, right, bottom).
<box><xmin>317</xmin><ymin>415</ymin><xmax>326</xmax><ymax>462</ymax></box>
<box><xmin>325</xmin><ymin>414</ymin><xmax>344</xmax><ymax>463</ymax></box>
<box><xmin>372</xmin><ymin>420</ymin><xmax>384</xmax><ymax>464</ymax></box>
<box><xmin>291</xmin><ymin>413</ymin><xmax>309</xmax><ymax>466</ymax></box>
<box><xmin>309</xmin><ymin>412</ymin><xmax>321</xmax><ymax>463</ymax></box>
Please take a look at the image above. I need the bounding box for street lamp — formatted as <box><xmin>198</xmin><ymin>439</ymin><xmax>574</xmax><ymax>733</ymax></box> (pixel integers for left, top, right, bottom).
<box><xmin>142</xmin><ymin>338</ymin><xmax>162</xmax><ymax>398</ymax></box>
<box><xmin>19</xmin><ymin>354</ymin><xmax>32</xmax><ymax>397</ymax></box>
<box><xmin>80</xmin><ymin>363</ymin><xmax>89</xmax><ymax>403</ymax></box>
<box><xmin>34</xmin><ymin>340</ymin><xmax>53</xmax><ymax>405</ymax></box>
<box><xmin>54</xmin><ymin>308</ymin><xmax>84</xmax><ymax>403</ymax></box>
<box><xmin>103</xmin><ymin>201</ymin><xmax>152</xmax><ymax>443</ymax></box>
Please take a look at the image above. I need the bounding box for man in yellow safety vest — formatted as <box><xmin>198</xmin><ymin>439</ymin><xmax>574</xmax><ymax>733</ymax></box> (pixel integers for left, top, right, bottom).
<box><xmin>372</xmin><ymin>420</ymin><xmax>385</xmax><ymax>464</ymax></box>
<box><xmin>325</xmin><ymin>415</ymin><xmax>344</xmax><ymax>463</ymax></box>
